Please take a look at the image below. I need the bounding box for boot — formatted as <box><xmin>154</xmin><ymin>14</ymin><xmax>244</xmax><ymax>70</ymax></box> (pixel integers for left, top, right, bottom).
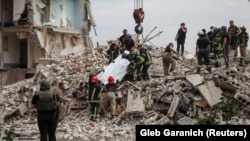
<box><xmin>225</xmin><ymin>63</ymin><xmax>229</xmax><ymax>69</ymax></box>
<box><xmin>196</xmin><ymin>68</ymin><xmax>201</xmax><ymax>73</ymax></box>
<box><xmin>207</xmin><ymin>67</ymin><xmax>211</xmax><ymax>73</ymax></box>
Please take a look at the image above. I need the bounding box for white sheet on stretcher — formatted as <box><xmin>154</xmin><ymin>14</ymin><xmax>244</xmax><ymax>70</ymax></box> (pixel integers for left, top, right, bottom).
<box><xmin>97</xmin><ymin>54</ymin><xmax>130</xmax><ymax>85</ymax></box>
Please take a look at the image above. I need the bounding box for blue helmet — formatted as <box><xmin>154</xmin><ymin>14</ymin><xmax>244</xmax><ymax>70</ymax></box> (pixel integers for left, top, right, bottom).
<box><xmin>122</xmin><ymin>50</ymin><xmax>130</xmax><ymax>59</ymax></box>
<box><xmin>126</xmin><ymin>34</ymin><xmax>132</xmax><ymax>39</ymax></box>
<box><xmin>221</xmin><ymin>26</ymin><xmax>227</xmax><ymax>30</ymax></box>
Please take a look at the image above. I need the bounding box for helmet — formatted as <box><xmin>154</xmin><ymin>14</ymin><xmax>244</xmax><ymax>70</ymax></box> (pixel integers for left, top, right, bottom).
<box><xmin>126</xmin><ymin>34</ymin><xmax>132</xmax><ymax>39</ymax></box>
<box><xmin>91</xmin><ymin>75</ymin><xmax>99</xmax><ymax>83</ymax></box>
<box><xmin>108</xmin><ymin>76</ymin><xmax>115</xmax><ymax>83</ymax></box>
<box><xmin>197</xmin><ymin>30</ymin><xmax>204</xmax><ymax>35</ymax></box>
<box><xmin>221</xmin><ymin>26</ymin><xmax>227</xmax><ymax>30</ymax></box>
<box><xmin>241</xmin><ymin>26</ymin><xmax>246</xmax><ymax>32</ymax></box>
<box><xmin>122</xmin><ymin>50</ymin><xmax>130</xmax><ymax>59</ymax></box>
<box><xmin>213</xmin><ymin>27</ymin><xmax>218</xmax><ymax>32</ymax></box>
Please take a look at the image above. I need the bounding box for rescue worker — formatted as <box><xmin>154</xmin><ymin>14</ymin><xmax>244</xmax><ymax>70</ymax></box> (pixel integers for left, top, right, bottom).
<box><xmin>88</xmin><ymin>75</ymin><xmax>104</xmax><ymax>121</ymax></box>
<box><xmin>119</xmin><ymin>29</ymin><xmax>128</xmax><ymax>48</ymax></box>
<box><xmin>137</xmin><ymin>44</ymin><xmax>153</xmax><ymax>80</ymax></box>
<box><xmin>228</xmin><ymin>20</ymin><xmax>240</xmax><ymax>57</ymax></box>
<box><xmin>106</xmin><ymin>43</ymin><xmax>120</xmax><ymax>64</ymax></box>
<box><xmin>100</xmin><ymin>76</ymin><xmax>117</xmax><ymax>119</ymax></box>
<box><xmin>31</xmin><ymin>79</ymin><xmax>58</xmax><ymax>141</ymax></box>
<box><xmin>238</xmin><ymin>26</ymin><xmax>249</xmax><ymax>66</ymax></box>
<box><xmin>126</xmin><ymin>47</ymin><xmax>145</xmax><ymax>81</ymax></box>
<box><xmin>212</xmin><ymin>27</ymin><xmax>223</xmax><ymax>67</ymax></box>
<box><xmin>52</xmin><ymin>82</ymin><xmax>71</xmax><ymax>121</ymax></box>
<box><xmin>123</xmin><ymin>34</ymin><xmax>135</xmax><ymax>51</ymax></box>
<box><xmin>175</xmin><ymin>23</ymin><xmax>187</xmax><ymax>56</ymax></box>
<box><xmin>196</xmin><ymin>30</ymin><xmax>211</xmax><ymax>73</ymax></box>
<box><xmin>221</xmin><ymin>26</ymin><xmax>231</xmax><ymax>69</ymax></box>
<box><xmin>53</xmin><ymin>82</ymin><xmax>71</xmax><ymax>102</ymax></box>
<box><xmin>207</xmin><ymin>26</ymin><xmax>214</xmax><ymax>53</ymax></box>
<box><xmin>162</xmin><ymin>42</ymin><xmax>177</xmax><ymax>76</ymax></box>
<box><xmin>72</xmin><ymin>82</ymin><xmax>87</xmax><ymax>101</ymax></box>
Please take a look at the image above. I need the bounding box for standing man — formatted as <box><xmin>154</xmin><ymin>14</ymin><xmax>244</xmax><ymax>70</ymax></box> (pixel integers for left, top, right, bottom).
<box><xmin>119</xmin><ymin>29</ymin><xmax>128</xmax><ymax>50</ymax></box>
<box><xmin>175</xmin><ymin>23</ymin><xmax>187</xmax><ymax>56</ymax></box>
<box><xmin>162</xmin><ymin>42</ymin><xmax>177</xmax><ymax>76</ymax></box>
<box><xmin>52</xmin><ymin>82</ymin><xmax>71</xmax><ymax>121</ymax></box>
<box><xmin>123</xmin><ymin>34</ymin><xmax>135</xmax><ymax>51</ymax></box>
<box><xmin>88</xmin><ymin>75</ymin><xmax>104</xmax><ymax>122</ymax></box>
<box><xmin>100</xmin><ymin>76</ymin><xmax>117</xmax><ymax>119</ymax></box>
<box><xmin>137</xmin><ymin>44</ymin><xmax>153</xmax><ymax>80</ymax></box>
<box><xmin>228</xmin><ymin>20</ymin><xmax>240</xmax><ymax>57</ymax></box>
<box><xmin>221</xmin><ymin>26</ymin><xmax>231</xmax><ymax>69</ymax></box>
<box><xmin>238</xmin><ymin>26</ymin><xmax>249</xmax><ymax>66</ymax></box>
<box><xmin>31</xmin><ymin>79</ymin><xmax>58</xmax><ymax>141</ymax></box>
<box><xmin>207</xmin><ymin>26</ymin><xmax>214</xmax><ymax>53</ymax></box>
<box><xmin>196</xmin><ymin>31</ymin><xmax>211</xmax><ymax>73</ymax></box>
<box><xmin>212</xmin><ymin>27</ymin><xmax>223</xmax><ymax>67</ymax></box>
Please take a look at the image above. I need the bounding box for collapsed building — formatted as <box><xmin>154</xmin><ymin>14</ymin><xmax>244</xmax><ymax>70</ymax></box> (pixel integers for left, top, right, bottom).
<box><xmin>0</xmin><ymin>45</ymin><xmax>250</xmax><ymax>140</ymax></box>
<box><xmin>0</xmin><ymin>0</ymin><xmax>96</xmax><ymax>87</ymax></box>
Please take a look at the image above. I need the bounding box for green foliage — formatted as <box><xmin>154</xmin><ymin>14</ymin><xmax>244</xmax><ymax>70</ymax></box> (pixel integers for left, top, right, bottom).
<box><xmin>197</xmin><ymin>114</ymin><xmax>217</xmax><ymax>125</ymax></box>
<box><xmin>220</xmin><ymin>91</ymin><xmax>239</xmax><ymax>124</ymax></box>
<box><xmin>4</xmin><ymin>125</ymin><xmax>17</xmax><ymax>141</ymax></box>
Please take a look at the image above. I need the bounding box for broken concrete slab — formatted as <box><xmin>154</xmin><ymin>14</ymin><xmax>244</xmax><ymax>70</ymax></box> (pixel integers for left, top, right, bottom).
<box><xmin>167</xmin><ymin>95</ymin><xmax>180</xmax><ymax>118</ymax></box>
<box><xmin>186</xmin><ymin>74</ymin><xmax>203</xmax><ymax>88</ymax></box>
<box><xmin>198</xmin><ymin>81</ymin><xmax>222</xmax><ymax>107</ymax></box>
<box><xmin>125</xmin><ymin>89</ymin><xmax>145</xmax><ymax>116</ymax></box>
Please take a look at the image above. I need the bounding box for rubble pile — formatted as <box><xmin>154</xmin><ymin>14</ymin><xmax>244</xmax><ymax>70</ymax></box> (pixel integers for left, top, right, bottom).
<box><xmin>1</xmin><ymin>46</ymin><xmax>250</xmax><ymax>141</ymax></box>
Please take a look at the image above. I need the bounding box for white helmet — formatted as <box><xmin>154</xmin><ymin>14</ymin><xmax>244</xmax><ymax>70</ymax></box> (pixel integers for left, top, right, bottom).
<box><xmin>122</xmin><ymin>50</ymin><xmax>130</xmax><ymax>58</ymax></box>
<box><xmin>197</xmin><ymin>30</ymin><xmax>204</xmax><ymax>35</ymax></box>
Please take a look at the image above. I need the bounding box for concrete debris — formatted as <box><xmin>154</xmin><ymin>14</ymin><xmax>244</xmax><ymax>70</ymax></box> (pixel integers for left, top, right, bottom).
<box><xmin>0</xmin><ymin>46</ymin><xmax>250</xmax><ymax>140</ymax></box>
<box><xmin>198</xmin><ymin>81</ymin><xmax>222</xmax><ymax>107</ymax></box>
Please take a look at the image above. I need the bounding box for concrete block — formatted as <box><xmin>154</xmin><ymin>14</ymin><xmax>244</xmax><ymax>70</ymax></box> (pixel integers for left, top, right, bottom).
<box><xmin>186</xmin><ymin>74</ymin><xmax>203</xmax><ymax>87</ymax></box>
<box><xmin>70</xmin><ymin>101</ymin><xmax>88</xmax><ymax>109</ymax></box>
<box><xmin>125</xmin><ymin>89</ymin><xmax>145</xmax><ymax>115</ymax></box>
<box><xmin>198</xmin><ymin>81</ymin><xmax>222</xmax><ymax>107</ymax></box>
<box><xmin>176</xmin><ymin>116</ymin><xmax>197</xmax><ymax>125</ymax></box>
<box><xmin>167</xmin><ymin>95</ymin><xmax>180</xmax><ymax>118</ymax></box>
<box><xmin>234</xmin><ymin>93</ymin><xmax>250</xmax><ymax>106</ymax></box>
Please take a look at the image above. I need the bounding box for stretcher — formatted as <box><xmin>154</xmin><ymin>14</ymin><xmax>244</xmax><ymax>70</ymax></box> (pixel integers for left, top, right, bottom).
<box><xmin>97</xmin><ymin>54</ymin><xmax>130</xmax><ymax>85</ymax></box>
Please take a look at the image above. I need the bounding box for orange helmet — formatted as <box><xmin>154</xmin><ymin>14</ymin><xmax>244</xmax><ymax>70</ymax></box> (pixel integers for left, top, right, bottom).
<box><xmin>91</xmin><ymin>75</ymin><xmax>99</xmax><ymax>83</ymax></box>
<box><xmin>108</xmin><ymin>76</ymin><xmax>115</xmax><ymax>84</ymax></box>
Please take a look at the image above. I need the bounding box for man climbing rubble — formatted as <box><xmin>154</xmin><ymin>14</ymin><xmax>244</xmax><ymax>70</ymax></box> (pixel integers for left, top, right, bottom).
<box><xmin>162</xmin><ymin>42</ymin><xmax>177</xmax><ymax>76</ymax></box>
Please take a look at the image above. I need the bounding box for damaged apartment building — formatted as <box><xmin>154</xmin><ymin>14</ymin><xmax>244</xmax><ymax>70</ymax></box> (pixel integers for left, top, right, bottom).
<box><xmin>0</xmin><ymin>0</ymin><xmax>95</xmax><ymax>86</ymax></box>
